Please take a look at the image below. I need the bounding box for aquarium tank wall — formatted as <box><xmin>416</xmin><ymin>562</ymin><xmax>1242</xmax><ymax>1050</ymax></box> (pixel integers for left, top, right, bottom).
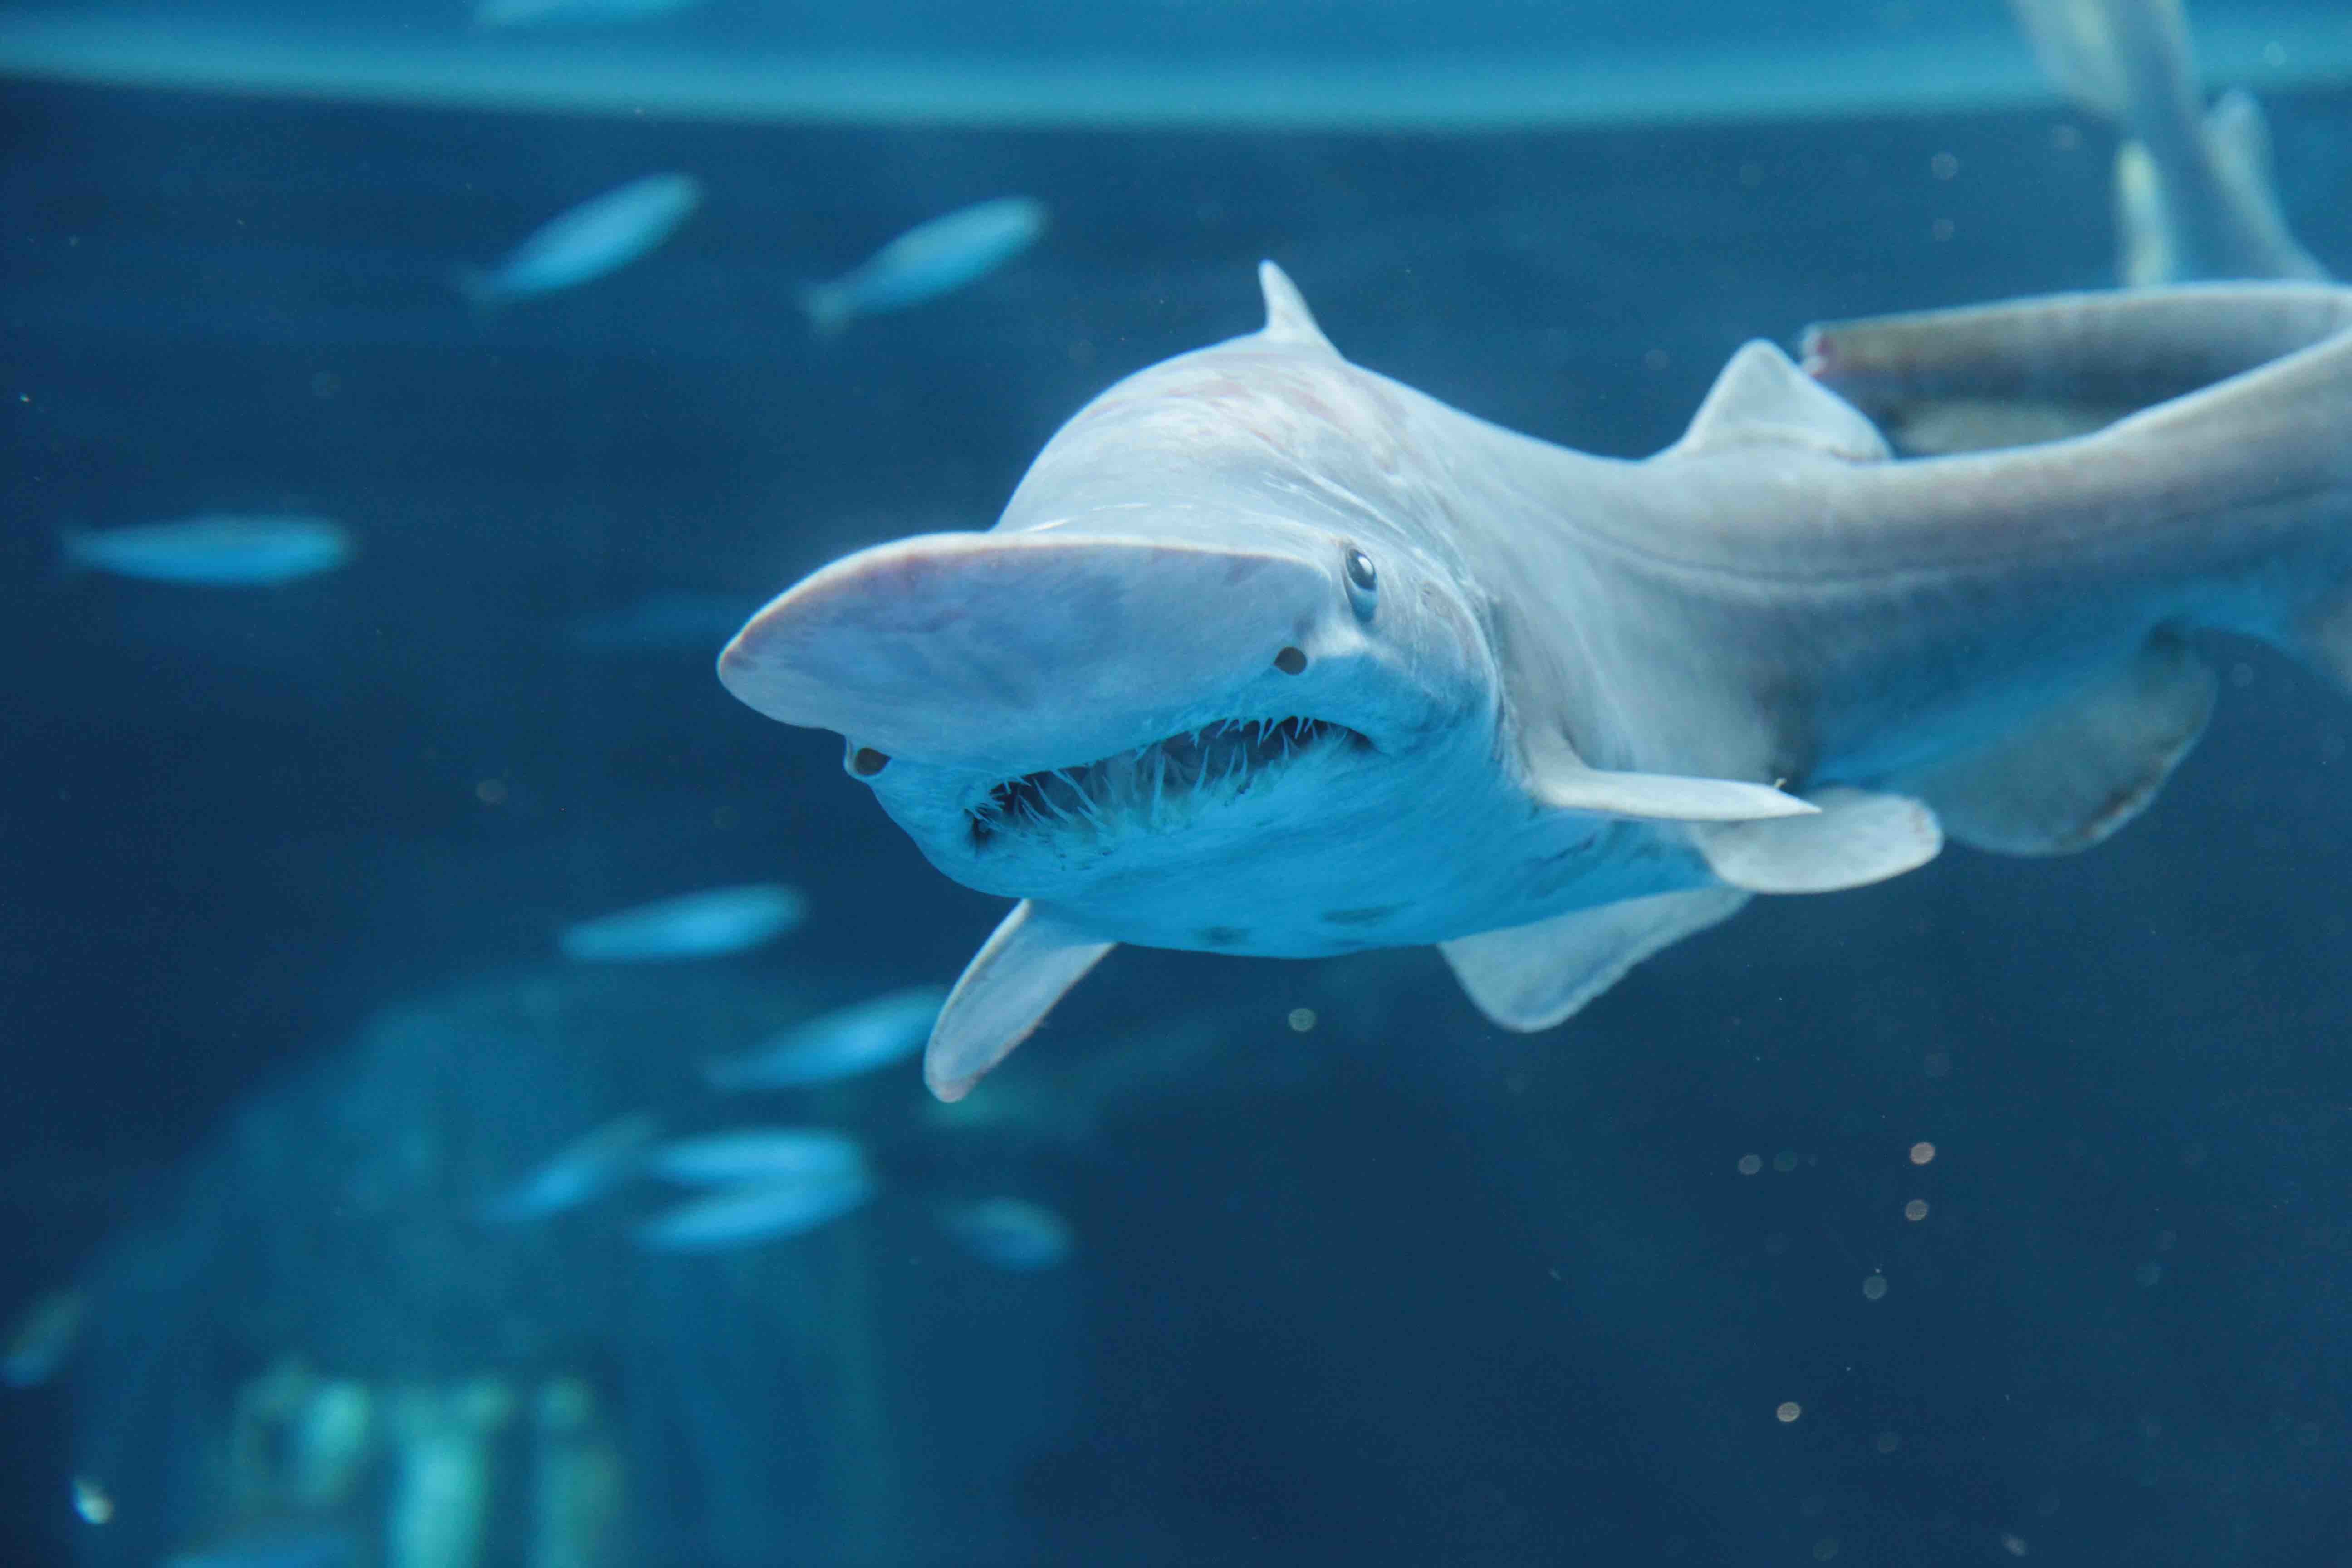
<box><xmin>3</xmin><ymin>0</ymin><xmax>2351</xmax><ymax>1564</ymax></box>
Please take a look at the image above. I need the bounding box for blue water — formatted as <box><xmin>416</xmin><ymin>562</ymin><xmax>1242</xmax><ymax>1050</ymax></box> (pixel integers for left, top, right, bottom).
<box><xmin>5</xmin><ymin>4</ymin><xmax>2352</xmax><ymax>1565</ymax></box>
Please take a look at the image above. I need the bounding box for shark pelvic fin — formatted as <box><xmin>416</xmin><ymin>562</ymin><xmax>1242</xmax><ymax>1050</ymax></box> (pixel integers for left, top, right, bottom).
<box><xmin>1256</xmin><ymin>261</ymin><xmax>1338</xmax><ymax>354</ymax></box>
<box><xmin>1907</xmin><ymin>631</ymin><xmax>2215</xmax><ymax>855</ymax></box>
<box><xmin>1671</xmin><ymin>341</ymin><xmax>1892</xmax><ymax>463</ymax></box>
<box><xmin>1439</xmin><ymin>887</ymin><xmax>1752</xmax><ymax>1032</ymax></box>
<box><xmin>1695</xmin><ymin>787</ymin><xmax>1942</xmax><ymax>893</ymax></box>
<box><xmin>926</xmin><ymin>900</ymin><xmax>1115</xmax><ymax>1102</ymax></box>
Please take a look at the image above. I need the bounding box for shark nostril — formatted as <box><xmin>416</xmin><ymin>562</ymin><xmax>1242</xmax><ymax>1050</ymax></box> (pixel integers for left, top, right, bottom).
<box><xmin>1273</xmin><ymin>646</ymin><xmax>1308</xmax><ymax>675</ymax></box>
<box><xmin>849</xmin><ymin>746</ymin><xmax>891</xmax><ymax>778</ymax></box>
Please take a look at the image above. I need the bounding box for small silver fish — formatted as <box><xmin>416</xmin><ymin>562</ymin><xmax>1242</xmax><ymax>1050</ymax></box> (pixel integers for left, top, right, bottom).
<box><xmin>635</xmin><ymin>1167</ymin><xmax>873</xmax><ymax>1252</ymax></box>
<box><xmin>474</xmin><ymin>0</ymin><xmax>701</xmax><ymax>27</ymax></box>
<box><xmin>459</xmin><ymin>173</ymin><xmax>702</xmax><ymax>306</ymax></box>
<box><xmin>63</xmin><ymin>514</ymin><xmax>350</xmax><ymax>586</ymax></box>
<box><xmin>5</xmin><ymin>1288</ymin><xmax>85</xmax><ymax>1388</ymax></box>
<box><xmin>480</xmin><ymin>1112</ymin><xmax>661</xmax><ymax>1224</ymax></box>
<box><xmin>939</xmin><ymin>1197</ymin><xmax>1072</xmax><ymax>1272</ymax></box>
<box><xmin>647</xmin><ymin>1127</ymin><xmax>863</xmax><ymax>1186</ymax></box>
<box><xmin>800</xmin><ymin>196</ymin><xmax>1047</xmax><ymax>337</ymax></box>
<box><xmin>704</xmin><ymin>986</ymin><xmax>949</xmax><ymax>1089</ymax></box>
<box><xmin>558</xmin><ymin>883</ymin><xmax>804</xmax><ymax>963</ymax></box>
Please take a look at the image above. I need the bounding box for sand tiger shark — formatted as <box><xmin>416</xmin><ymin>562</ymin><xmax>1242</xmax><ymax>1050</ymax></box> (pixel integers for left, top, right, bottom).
<box><xmin>719</xmin><ymin>265</ymin><xmax>2352</xmax><ymax>1101</ymax></box>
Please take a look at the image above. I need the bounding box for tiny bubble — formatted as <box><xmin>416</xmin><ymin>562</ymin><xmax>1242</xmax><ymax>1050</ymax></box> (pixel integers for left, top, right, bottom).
<box><xmin>1930</xmin><ymin>151</ymin><xmax>1959</xmax><ymax>179</ymax></box>
<box><xmin>1873</xmin><ymin>1431</ymin><xmax>1900</xmax><ymax>1454</ymax></box>
<box><xmin>2229</xmin><ymin>662</ymin><xmax>2255</xmax><ymax>688</ymax></box>
<box><xmin>2263</xmin><ymin>39</ymin><xmax>2287</xmax><ymax>67</ymax></box>
<box><xmin>1922</xmin><ymin>1050</ymin><xmax>1951</xmax><ymax>1078</ymax></box>
<box><xmin>1909</xmin><ymin>1141</ymin><xmax>1936</xmax><ymax>1166</ymax></box>
<box><xmin>2050</xmin><ymin>122</ymin><xmax>2081</xmax><ymax>151</ymax></box>
<box><xmin>1643</xmin><ymin>347</ymin><xmax>1671</xmax><ymax>373</ymax></box>
<box><xmin>2135</xmin><ymin>1262</ymin><xmax>2163</xmax><ymax>1287</ymax></box>
<box><xmin>1931</xmin><ymin>217</ymin><xmax>1956</xmax><ymax>242</ymax></box>
<box><xmin>1773</xmin><ymin>1150</ymin><xmax>1799</xmax><ymax>1173</ymax></box>
<box><xmin>1813</xmin><ymin>1538</ymin><xmax>1840</xmax><ymax>1562</ymax></box>
<box><xmin>475</xmin><ymin>778</ymin><xmax>508</xmax><ymax>805</ymax></box>
<box><xmin>1286</xmin><ymin>1007</ymin><xmax>1316</xmax><ymax>1032</ymax></box>
<box><xmin>1777</xmin><ymin>1401</ymin><xmax>1803</xmax><ymax>1423</ymax></box>
<box><xmin>1738</xmin><ymin>1154</ymin><xmax>1763</xmax><ymax>1176</ymax></box>
<box><xmin>1904</xmin><ymin>1199</ymin><xmax>1929</xmax><ymax>1221</ymax></box>
<box><xmin>2001</xmin><ymin>1532</ymin><xmax>2029</xmax><ymax>1557</ymax></box>
<box><xmin>1863</xmin><ymin>1274</ymin><xmax>1889</xmax><ymax>1301</ymax></box>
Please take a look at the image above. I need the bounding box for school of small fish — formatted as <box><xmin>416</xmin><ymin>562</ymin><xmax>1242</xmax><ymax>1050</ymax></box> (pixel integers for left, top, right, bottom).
<box><xmin>55</xmin><ymin>183</ymin><xmax>1043</xmax><ymax>588</ymax></box>
<box><xmin>557</xmin><ymin>883</ymin><xmax>806</xmax><ymax>962</ymax></box>
<box><xmin>702</xmin><ymin>985</ymin><xmax>948</xmax><ymax>1089</ymax></box>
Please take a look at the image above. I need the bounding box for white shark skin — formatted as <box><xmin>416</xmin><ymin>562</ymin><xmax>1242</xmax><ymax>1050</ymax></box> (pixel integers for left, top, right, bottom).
<box><xmin>721</xmin><ymin>264</ymin><xmax>2352</xmax><ymax>1098</ymax></box>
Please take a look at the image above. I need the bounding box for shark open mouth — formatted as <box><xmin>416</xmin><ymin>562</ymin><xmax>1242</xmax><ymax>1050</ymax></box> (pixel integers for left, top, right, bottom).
<box><xmin>969</xmin><ymin>716</ymin><xmax>1368</xmax><ymax>846</ymax></box>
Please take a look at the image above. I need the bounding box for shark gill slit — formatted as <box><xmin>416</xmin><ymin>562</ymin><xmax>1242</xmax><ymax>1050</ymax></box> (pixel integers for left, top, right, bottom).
<box><xmin>967</xmin><ymin>715</ymin><xmax>1369</xmax><ymax>846</ymax></box>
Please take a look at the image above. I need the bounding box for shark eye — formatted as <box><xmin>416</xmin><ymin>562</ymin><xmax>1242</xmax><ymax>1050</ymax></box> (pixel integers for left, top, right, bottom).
<box><xmin>1343</xmin><ymin>547</ymin><xmax>1377</xmax><ymax>618</ymax></box>
<box><xmin>848</xmin><ymin>745</ymin><xmax>891</xmax><ymax>778</ymax></box>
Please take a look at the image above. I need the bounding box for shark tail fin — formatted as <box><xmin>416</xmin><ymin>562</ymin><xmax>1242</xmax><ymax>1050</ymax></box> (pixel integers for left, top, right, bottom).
<box><xmin>2196</xmin><ymin>89</ymin><xmax>2331</xmax><ymax>283</ymax></box>
<box><xmin>2113</xmin><ymin>140</ymin><xmax>2180</xmax><ymax>288</ymax></box>
<box><xmin>2008</xmin><ymin>0</ymin><xmax>2193</xmax><ymax>122</ymax></box>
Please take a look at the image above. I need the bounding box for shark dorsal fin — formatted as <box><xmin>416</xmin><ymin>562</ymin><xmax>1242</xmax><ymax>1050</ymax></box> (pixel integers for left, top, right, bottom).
<box><xmin>1256</xmin><ymin>261</ymin><xmax>1338</xmax><ymax>354</ymax></box>
<box><xmin>1675</xmin><ymin>341</ymin><xmax>1892</xmax><ymax>462</ymax></box>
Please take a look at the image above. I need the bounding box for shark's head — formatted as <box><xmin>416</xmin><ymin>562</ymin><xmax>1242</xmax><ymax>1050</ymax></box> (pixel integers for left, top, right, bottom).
<box><xmin>719</xmin><ymin>265</ymin><xmax>1507</xmax><ymax>955</ymax></box>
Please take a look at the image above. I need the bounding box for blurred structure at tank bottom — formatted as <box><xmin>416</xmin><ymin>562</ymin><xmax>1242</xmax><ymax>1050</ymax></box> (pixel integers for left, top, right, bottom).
<box><xmin>63</xmin><ymin>965</ymin><xmax>1083</xmax><ymax>1568</ymax></box>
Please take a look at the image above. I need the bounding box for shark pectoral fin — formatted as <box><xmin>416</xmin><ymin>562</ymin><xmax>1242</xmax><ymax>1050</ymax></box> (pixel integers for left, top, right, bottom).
<box><xmin>1534</xmin><ymin>764</ymin><xmax>1818</xmax><ymax>823</ymax></box>
<box><xmin>1439</xmin><ymin>887</ymin><xmax>1751</xmax><ymax>1032</ymax></box>
<box><xmin>1670</xmin><ymin>341</ymin><xmax>1892</xmax><ymax>463</ymax></box>
<box><xmin>926</xmin><ymin>901</ymin><xmax>1115</xmax><ymax>1103</ymax></box>
<box><xmin>1908</xmin><ymin>632</ymin><xmax>2215</xmax><ymax>855</ymax></box>
<box><xmin>1695</xmin><ymin>787</ymin><xmax>1942</xmax><ymax>893</ymax></box>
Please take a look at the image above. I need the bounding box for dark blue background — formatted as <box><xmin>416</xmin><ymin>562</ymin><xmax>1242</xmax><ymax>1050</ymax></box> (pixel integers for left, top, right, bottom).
<box><xmin>2</xmin><ymin>63</ymin><xmax>2350</xmax><ymax>1566</ymax></box>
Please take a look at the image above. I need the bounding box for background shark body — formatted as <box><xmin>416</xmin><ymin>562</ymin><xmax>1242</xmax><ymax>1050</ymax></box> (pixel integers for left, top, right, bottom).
<box><xmin>723</xmin><ymin>265</ymin><xmax>2352</xmax><ymax>1097</ymax></box>
<box><xmin>2009</xmin><ymin>0</ymin><xmax>2327</xmax><ymax>284</ymax></box>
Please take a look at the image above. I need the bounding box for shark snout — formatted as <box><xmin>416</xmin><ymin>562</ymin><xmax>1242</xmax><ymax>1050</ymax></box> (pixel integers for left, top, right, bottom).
<box><xmin>719</xmin><ymin>531</ymin><xmax>1344</xmax><ymax>774</ymax></box>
